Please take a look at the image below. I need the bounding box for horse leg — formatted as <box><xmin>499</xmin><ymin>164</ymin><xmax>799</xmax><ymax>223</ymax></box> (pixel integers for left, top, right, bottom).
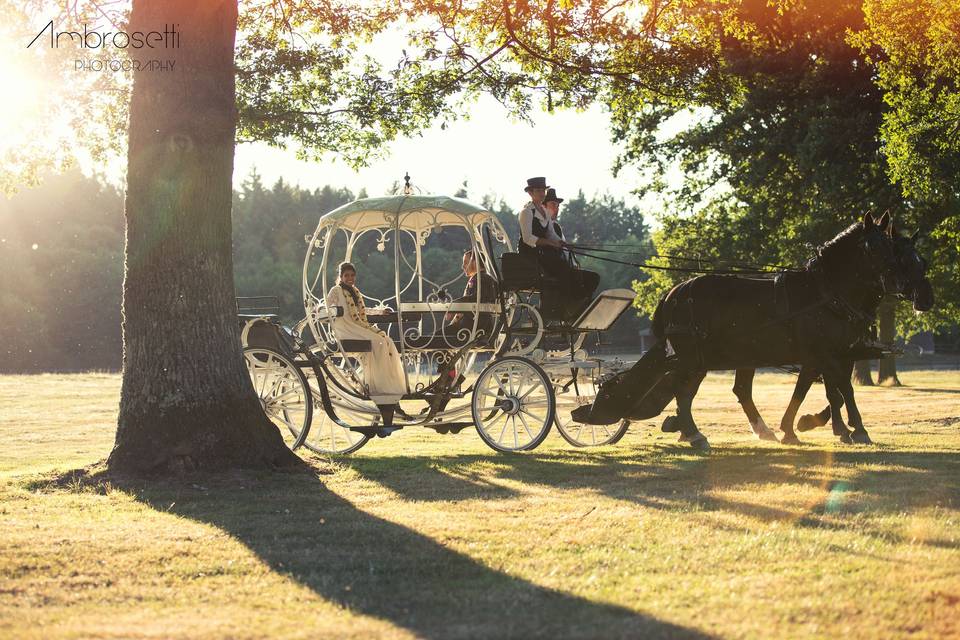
<box><xmin>674</xmin><ymin>369</ymin><xmax>709</xmax><ymax>451</ymax></box>
<box><xmin>834</xmin><ymin>360</ymin><xmax>872</xmax><ymax>444</ymax></box>
<box><xmin>779</xmin><ymin>365</ymin><xmax>817</xmax><ymax>445</ymax></box>
<box><xmin>797</xmin><ymin>403</ymin><xmax>831</xmax><ymax>432</ymax></box>
<box><xmin>795</xmin><ymin>365</ymin><xmax>831</xmax><ymax>432</ymax></box>
<box><xmin>733</xmin><ymin>368</ymin><xmax>777</xmax><ymax>441</ymax></box>
<box><xmin>821</xmin><ymin>365</ymin><xmax>854</xmax><ymax>444</ymax></box>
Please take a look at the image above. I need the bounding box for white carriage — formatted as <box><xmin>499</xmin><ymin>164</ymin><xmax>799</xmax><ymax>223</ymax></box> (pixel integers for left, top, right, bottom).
<box><xmin>239</xmin><ymin>190</ymin><xmax>636</xmax><ymax>454</ymax></box>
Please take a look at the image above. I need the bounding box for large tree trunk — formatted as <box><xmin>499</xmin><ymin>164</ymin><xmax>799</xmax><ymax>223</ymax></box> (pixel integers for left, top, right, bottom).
<box><xmin>109</xmin><ymin>0</ymin><xmax>296</xmax><ymax>473</ymax></box>
<box><xmin>877</xmin><ymin>297</ymin><xmax>901</xmax><ymax>386</ymax></box>
<box><xmin>852</xmin><ymin>359</ymin><xmax>875</xmax><ymax>386</ymax></box>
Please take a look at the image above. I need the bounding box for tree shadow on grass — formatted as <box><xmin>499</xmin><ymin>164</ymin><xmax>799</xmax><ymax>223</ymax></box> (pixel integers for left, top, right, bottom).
<box><xmin>94</xmin><ymin>465</ymin><xmax>711</xmax><ymax>640</ymax></box>
<box><xmin>343</xmin><ymin>446</ymin><xmax>960</xmax><ymax>550</ymax></box>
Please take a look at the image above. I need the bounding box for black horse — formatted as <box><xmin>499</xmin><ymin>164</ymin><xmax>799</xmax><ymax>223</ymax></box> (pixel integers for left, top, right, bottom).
<box><xmin>751</xmin><ymin>224</ymin><xmax>933</xmax><ymax>443</ymax></box>
<box><xmin>572</xmin><ymin>213</ymin><xmax>934</xmax><ymax>450</ymax></box>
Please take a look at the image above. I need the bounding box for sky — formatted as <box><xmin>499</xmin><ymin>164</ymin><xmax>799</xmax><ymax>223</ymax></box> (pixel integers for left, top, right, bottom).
<box><xmin>233</xmin><ymin>96</ymin><xmax>643</xmax><ymax>211</ymax></box>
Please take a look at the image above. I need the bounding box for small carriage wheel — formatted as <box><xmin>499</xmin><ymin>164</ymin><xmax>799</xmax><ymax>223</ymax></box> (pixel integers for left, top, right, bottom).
<box><xmin>301</xmin><ymin>387</ymin><xmax>371</xmax><ymax>456</ymax></box>
<box><xmin>494</xmin><ymin>298</ymin><xmax>544</xmax><ymax>357</ymax></box>
<box><xmin>555</xmin><ymin>414</ymin><xmax>630</xmax><ymax>447</ymax></box>
<box><xmin>472</xmin><ymin>356</ymin><xmax>555</xmax><ymax>452</ymax></box>
<box><xmin>553</xmin><ymin>379</ymin><xmax>630</xmax><ymax>447</ymax></box>
<box><xmin>243</xmin><ymin>347</ymin><xmax>312</xmax><ymax>451</ymax></box>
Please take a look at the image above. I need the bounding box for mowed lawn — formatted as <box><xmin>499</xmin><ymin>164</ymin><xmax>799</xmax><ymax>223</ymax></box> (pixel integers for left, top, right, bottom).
<box><xmin>1</xmin><ymin>370</ymin><xmax>959</xmax><ymax>639</ymax></box>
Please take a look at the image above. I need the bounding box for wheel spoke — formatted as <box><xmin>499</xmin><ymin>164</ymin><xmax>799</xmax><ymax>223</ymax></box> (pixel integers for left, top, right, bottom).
<box><xmin>271</xmin><ymin>413</ymin><xmax>302</xmax><ymax>436</ymax></box>
<box><xmin>496</xmin><ymin>412</ymin><xmax>511</xmax><ymax>443</ymax></box>
<box><xmin>259</xmin><ymin>358</ymin><xmax>272</xmax><ymax>395</ymax></box>
<box><xmin>519</xmin><ymin>407</ymin><xmax>545</xmax><ymax>426</ymax></box>
<box><xmin>271</xmin><ymin>386</ymin><xmax>303</xmax><ymax>403</ymax></box>
<box><xmin>265</xmin><ymin>369</ymin><xmax>286</xmax><ymax>399</ymax></box>
<box><xmin>517</xmin><ymin>411</ymin><xmax>535</xmax><ymax>441</ymax></box>
<box><xmin>517</xmin><ymin>384</ymin><xmax>538</xmax><ymax>401</ymax></box>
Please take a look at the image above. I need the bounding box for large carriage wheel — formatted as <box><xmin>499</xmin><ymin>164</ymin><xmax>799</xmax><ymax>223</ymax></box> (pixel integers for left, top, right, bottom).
<box><xmin>553</xmin><ymin>379</ymin><xmax>630</xmax><ymax>447</ymax></box>
<box><xmin>301</xmin><ymin>386</ymin><xmax>371</xmax><ymax>455</ymax></box>
<box><xmin>243</xmin><ymin>347</ymin><xmax>312</xmax><ymax>450</ymax></box>
<box><xmin>472</xmin><ymin>356</ymin><xmax>555</xmax><ymax>452</ymax></box>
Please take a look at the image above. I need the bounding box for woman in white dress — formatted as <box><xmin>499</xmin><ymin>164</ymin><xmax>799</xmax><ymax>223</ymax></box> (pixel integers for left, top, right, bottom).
<box><xmin>325</xmin><ymin>262</ymin><xmax>407</xmax><ymax>404</ymax></box>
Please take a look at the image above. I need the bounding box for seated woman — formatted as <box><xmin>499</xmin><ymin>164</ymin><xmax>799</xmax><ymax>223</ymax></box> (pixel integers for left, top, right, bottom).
<box><xmin>325</xmin><ymin>262</ymin><xmax>407</xmax><ymax>405</ymax></box>
<box><xmin>445</xmin><ymin>249</ymin><xmax>499</xmax><ymax>343</ymax></box>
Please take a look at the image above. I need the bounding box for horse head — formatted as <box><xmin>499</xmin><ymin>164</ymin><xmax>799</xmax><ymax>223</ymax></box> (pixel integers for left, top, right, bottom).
<box><xmin>884</xmin><ymin>219</ymin><xmax>934</xmax><ymax>312</ymax></box>
<box><xmin>814</xmin><ymin>212</ymin><xmax>933</xmax><ymax>313</ymax></box>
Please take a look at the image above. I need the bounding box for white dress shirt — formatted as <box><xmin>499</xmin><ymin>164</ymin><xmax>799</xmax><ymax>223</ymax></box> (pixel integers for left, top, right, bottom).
<box><xmin>518</xmin><ymin>202</ymin><xmax>551</xmax><ymax>248</ymax></box>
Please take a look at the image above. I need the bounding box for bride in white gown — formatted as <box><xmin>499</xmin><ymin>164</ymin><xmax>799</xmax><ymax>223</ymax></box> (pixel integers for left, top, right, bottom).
<box><xmin>325</xmin><ymin>262</ymin><xmax>407</xmax><ymax>404</ymax></box>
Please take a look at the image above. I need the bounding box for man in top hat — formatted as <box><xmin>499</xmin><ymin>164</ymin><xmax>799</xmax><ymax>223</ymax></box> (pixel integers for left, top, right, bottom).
<box><xmin>517</xmin><ymin>178</ymin><xmax>597</xmax><ymax>321</ymax></box>
<box><xmin>542</xmin><ymin>188</ymin><xmax>599</xmax><ymax>320</ymax></box>
<box><xmin>517</xmin><ymin>177</ymin><xmax>561</xmax><ymax>252</ymax></box>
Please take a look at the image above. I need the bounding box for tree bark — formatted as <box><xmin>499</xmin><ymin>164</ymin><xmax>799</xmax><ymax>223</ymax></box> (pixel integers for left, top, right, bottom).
<box><xmin>109</xmin><ymin>0</ymin><xmax>297</xmax><ymax>473</ymax></box>
<box><xmin>852</xmin><ymin>359</ymin><xmax>875</xmax><ymax>386</ymax></box>
<box><xmin>877</xmin><ymin>297</ymin><xmax>901</xmax><ymax>386</ymax></box>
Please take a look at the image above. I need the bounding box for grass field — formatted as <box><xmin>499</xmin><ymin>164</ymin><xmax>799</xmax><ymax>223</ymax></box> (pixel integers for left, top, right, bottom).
<box><xmin>1</xmin><ymin>370</ymin><xmax>959</xmax><ymax>639</ymax></box>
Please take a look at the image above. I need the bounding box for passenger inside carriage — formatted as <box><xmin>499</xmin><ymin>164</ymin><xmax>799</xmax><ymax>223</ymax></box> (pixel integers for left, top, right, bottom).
<box><xmin>444</xmin><ymin>249</ymin><xmax>499</xmax><ymax>340</ymax></box>
<box><xmin>325</xmin><ymin>261</ymin><xmax>407</xmax><ymax>404</ymax></box>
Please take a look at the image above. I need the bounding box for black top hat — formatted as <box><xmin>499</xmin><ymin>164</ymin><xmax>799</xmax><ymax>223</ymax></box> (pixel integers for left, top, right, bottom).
<box><xmin>524</xmin><ymin>176</ymin><xmax>549</xmax><ymax>192</ymax></box>
<box><xmin>543</xmin><ymin>188</ymin><xmax>564</xmax><ymax>204</ymax></box>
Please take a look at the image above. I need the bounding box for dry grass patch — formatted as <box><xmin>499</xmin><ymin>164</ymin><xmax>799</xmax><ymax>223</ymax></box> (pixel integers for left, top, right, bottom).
<box><xmin>0</xmin><ymin>370</ymin><xmax>958</xmax><ymax>639</ymax></box>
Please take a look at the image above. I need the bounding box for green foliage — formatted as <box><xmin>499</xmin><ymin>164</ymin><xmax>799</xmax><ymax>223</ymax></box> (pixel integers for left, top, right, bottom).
<box><xmin>588</xmin><ymin>0</ymin><xmax>958</xmax><ymax>335</ymax></box>
<box><xmin>850</xmin><ymin>0</ymin><xmax>960</xmax><ymax>334</ymax></box>
<box><xmin>0</xmin><ymin>169</ymin><xmax>124</xmax><ymax>371</ymax></box>
<box><xmin>852</xmin><ymin>0</ymin><xmax>960</xmax><ymax>201</ymax></box>
<box><xmin>232</xmin><ymin>172</ymin><xmax>357</xmax><ymax>318</ymax></box>
<box><xmin>632</xmin><ymin>201</ymin><xmax>757</xmax><ymax>316</ymax></box>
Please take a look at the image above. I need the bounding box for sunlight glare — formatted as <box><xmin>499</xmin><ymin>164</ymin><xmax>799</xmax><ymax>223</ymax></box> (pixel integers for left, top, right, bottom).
<box><xmin>0</xmin><ymin>48</ymin><xmax>49</xmax><ymax>143</ymax></box>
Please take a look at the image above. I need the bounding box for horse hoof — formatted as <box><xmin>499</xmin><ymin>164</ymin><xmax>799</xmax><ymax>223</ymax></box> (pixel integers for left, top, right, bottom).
<box><xmin>685</xmin><ymin>434</ymin><xmax>711</xmax><ymax>451</ymax></box>
<box><xmin>838</xmin><ymin>432</ymin><xmax>853</xmax><ymax>444</ymax></box>
<box><xmin>661</xmin><ymin>415</ymin><xmax>680</xmax><ymax>433</ymax></box>
<box><xmin>797</xmin><ymin>414</ymin><xmax>819</xmax><ymax>432</ymax></box>
<box><xmin>851</xmin><ymin>429</ymin><xmax>873</xmax><ymax>445</ymax></box>
<box><xmin>781</xmin><ymin>433</ymin><xmax>801</xmax><ymax>445</ymax></box>
<box><xmin>755</xmin><ymin>428</ymin><xmax>779</xmax><ymax>442</ymax></box>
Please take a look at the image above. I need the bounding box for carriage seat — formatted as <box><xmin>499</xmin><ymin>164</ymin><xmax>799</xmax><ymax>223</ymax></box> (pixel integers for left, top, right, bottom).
<box><xmin>307</xmin><ymin>305</ymin><xmax>372</xmax><ymax>352</ymax></box>
<box><xmin>326</xmin><ymin>339</ymin><xmax>373</xmax><ymax>353</ymax></box>
<box><xmin>499</xmin><ymin>252</ymin><xmax>561</xmax><ymax>292</ymax></box>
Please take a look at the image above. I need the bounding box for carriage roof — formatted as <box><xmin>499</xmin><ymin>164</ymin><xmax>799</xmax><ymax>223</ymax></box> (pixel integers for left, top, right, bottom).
<box><xmin>318</xmin><ymin>194</ymin><xmax>498</xmax><ymax>233</ymax></box>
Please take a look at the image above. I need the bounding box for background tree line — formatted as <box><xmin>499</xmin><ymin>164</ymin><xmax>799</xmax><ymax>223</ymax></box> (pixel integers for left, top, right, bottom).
<box><xmin>1</xmin><ymin>169</ymin><xmax>652</xmax><ymax>372</ymax></box>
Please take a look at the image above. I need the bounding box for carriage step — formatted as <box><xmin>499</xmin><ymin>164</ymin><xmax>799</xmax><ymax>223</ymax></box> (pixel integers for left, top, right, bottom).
<box><xmin>348</xmin><ymin>425</ymin><xmax>405</xmax><ymax>438</ymax></box>
<box><xmin>425</xmin><ymin>422</ymin><xmax>473</xmax><ymax>435</ymax></box>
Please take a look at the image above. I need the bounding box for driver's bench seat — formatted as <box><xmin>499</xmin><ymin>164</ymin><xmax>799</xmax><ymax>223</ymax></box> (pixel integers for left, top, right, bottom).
<box><xmin>499</xmin><ymin>252</ymin><xmax>561</xmax><ymax>293</ymax></box>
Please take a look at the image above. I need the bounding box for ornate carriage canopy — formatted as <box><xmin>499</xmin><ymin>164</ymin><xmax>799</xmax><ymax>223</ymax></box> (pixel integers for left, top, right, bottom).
<box><xmin>314</xmin><ymin>194</ymin><xmax>496</xmax><ymax>233</ymax></box>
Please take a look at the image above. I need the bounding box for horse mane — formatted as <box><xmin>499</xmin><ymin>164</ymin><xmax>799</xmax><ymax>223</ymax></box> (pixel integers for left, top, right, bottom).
<box><xmin>804</xmin><ymin>221</ymin><xmax>864</xmax><ymax>271</ymax></box>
